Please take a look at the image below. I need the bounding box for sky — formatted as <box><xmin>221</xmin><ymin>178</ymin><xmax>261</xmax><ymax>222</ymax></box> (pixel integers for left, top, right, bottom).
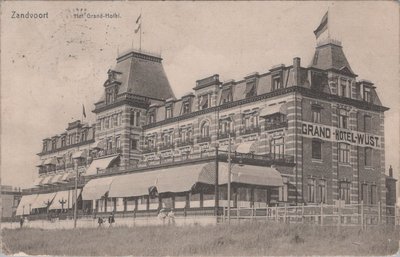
<box><xmin>1</xmin><ymin>1</ymin><xmax>398</xmax><ymax>191</ymax></box>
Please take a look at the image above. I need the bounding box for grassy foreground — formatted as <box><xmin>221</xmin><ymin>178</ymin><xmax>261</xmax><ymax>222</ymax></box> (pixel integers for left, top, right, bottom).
<box><xmin>1</xmin><ymin>222</ymin><xmax>399</xmax><ymax>256</ymax></box>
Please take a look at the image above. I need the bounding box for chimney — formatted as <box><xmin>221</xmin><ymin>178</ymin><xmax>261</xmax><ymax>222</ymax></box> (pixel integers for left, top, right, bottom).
<box><xmin>389</xmin><ymin>165</ymin><xmax>393</xmax><ymax>177</ymax></box>
<box><xmin>293</xmin><ymin>57</ymin><xmax>301</xmax><ymax>86</ymax></box>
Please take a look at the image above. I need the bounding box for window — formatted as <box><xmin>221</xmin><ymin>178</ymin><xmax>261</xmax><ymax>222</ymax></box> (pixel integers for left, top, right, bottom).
<box><xmin>52</xmin><ymin>139</ymin><xmax>57</xmax><ymax>150</ymax></box>
<box><xmin>105</xmin><ymin>117</ymin><xmax>110</xmax><ymax>129</ymax></box>
<box><xmin>148</xmin><ymin>112</ymin><xmax>155</xmax><ymax>124</ymax></box>
<box><xmin>201</xmin><ymin>122</ymin><xmax>210</xmax><ymax>138</ymax></box>
<box><xmin>163</xmin><ymin>133</ymin><xmax>172</xmax><ymax>146</ymax></box>
<box><xmin>363</xmin><ymin>115</ymin><xmax>371</xmax><ymax>132</ymax></box>
<box><xmin>135</xmin><ymin>112</ymin><xmax>140</xmax><ymax>126</ymax></box>
<box><xmin>307</xmin><ymin>178</ymin><xmax>316</xmax><ymax>203</ymax></box>
<box><xmin>81</xmin><ymin>131</ymin><xmax>86</xmax><ymax>142</ymax></box>
<box><xmin>272</xmin><ymin>76</ymin><xmax>282</xmax><ymax>91</ymax></box>
<box><xmin>243</xmin><ymin>115</ymin><xmax>258</xmax><ymax>129</ymax></box>
<box><xmin>115</xmin><ymin>137</ymin><xmax>121</xmax><ymax>150</ymax></box>
<box><xmin>339</xmin><ymin>182</ymin><xmax>350</xmax><ymax>204</ymax></box>
<box><xmin>182</xmin><ymin>101</ymin><xmax>191</xmax><ymax>114</ymax></box>
<box><xmin>131</xmin><ymin>139</ymin><xmax>137</xmax><ymax>150</ymax></box>
<box><xmin>265</xmin><ymin>114</ymin><xmax>287</xmax><ymax>129</ymax></box>
<box><xmin>311</xmin><ymin>106</ymin><xmax>321</xmax><ymax>123</ymax></box>
<box><xmin>220</xmin><ymin>88</ymin><xmax>233</xmax><ymax>104</ymax></box>
<box><xmin>199</xmin><ymin>94</ymin><xmax>209</xmax><ymax>110</ymax></box>
<box><xmin>271</xmin><ymin>138</ymin><xmax>284</xmax><ymax>158</ymax></box>
<box><xmin>364</xmin><ymin>147</ymin><xmax>372</xmax><ymax>166</ymax></box>
<box><xmin>279</xmin><ymin>177</ymin><xmax>288</xmax><ymax>202</ymax></box>
<box><xmin>61</xmin><ymin>137</ymin><xmax>66</xmax><ymax>147</ymax></box>
<box><xmin>370</xmin><ymin>185</ymin><xmax>377</xmax><ymax>204</ymax></box>
<box><xmin>338</xmin><ymin>109</ymin><xmax>348</xmax><ymax>129</ymax></box>
<box><xmin>312</xmin><ymin>139</ymin><xmax>322</xmax><ymax>160</ymax></box>
<box><xmin>130</xmin><ymin>111</ymin><xmax>140</xmax><ymax>126</ymax></box>
<box><xmin>109</xmin><ymin>116</ymin><xmax>114</xmax><ymax>128</ymax></box>
<box><xmin>166</xmin><ymin>107</ymin><xmax>173</xmax><ymax>119</ymax></box>
<box><xmin>107</xmin><ymin>138</ymin><xmax>113</xmax><ymax>149</ymax></box>
<box><xmin>361</xmin><ymin>183</ymin><xmax>368</xmax><ymax>204</ymax></box>
<box><xmin>339</xmin><ymin>79</ymin><xmax>347</xmax><ymax>97</ymax></box>
<box><xmin>220</xmin><ymin>120</ymin><xmax>233</xmax><ymax>134</ymax></box>
<box><xmin>363</xmin><ymin>87</ymin><xmax>371</xmax><ymax>102</ymax></box>
<box><xmin>339</xmin><ymin>143</ymin><xmax>350</xmax><ymax>163</ymax></box>
<box><xmin>318</xmin><ymin>180</ymin><xmax>327</xmax><ymax>203</ymax></box>
<box><xmin>245</xmin><ymin>82</ymin><xmax>256</xmax><ymax>98</ymax></box>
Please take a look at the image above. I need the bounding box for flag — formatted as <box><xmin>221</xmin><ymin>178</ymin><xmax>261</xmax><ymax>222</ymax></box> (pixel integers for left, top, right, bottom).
<box><xmin>135</xmin><ymin>13</ymin><xmax>142</xmax><ymax>34</ymax></box>
<box><xmin>314</xmin><ymin>11</ymin><xmax>328</xmax><ymax>39</ymax></box>
<box><xmin>82</xmin><ymin>104</ymin><xmax>86</xmax><ymax>119</ymax></box>
<box><xmin>134</xmin><ymin>23</ymin><xmax>141</xmax><ymax>34</ymax></box>
<box><xmin>136</xmin><ymin>14</ymin><xmax>141</xmax><ymax>24</ymax></box>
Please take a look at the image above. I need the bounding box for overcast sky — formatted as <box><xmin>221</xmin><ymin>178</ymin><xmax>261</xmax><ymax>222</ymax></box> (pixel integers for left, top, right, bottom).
<box><xmin>1</xmin><ymin>1</ymin><xmax>398</xmax><ymax>189</ymax></box>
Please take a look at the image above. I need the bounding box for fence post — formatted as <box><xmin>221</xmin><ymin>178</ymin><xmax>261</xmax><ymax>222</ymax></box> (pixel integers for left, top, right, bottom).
<box><xmin>237</xmin><ymin>208</ymin><xmax>239</xmax><ymax>223</ymax></box>
<box><xmin>378</xmin><ymin>201</ymin><xmax>381</xmax><ymax>225</ymax></box>
<box><xmin>321</xmin><ymin>204</ymin><xmax>324</xmax><ymax>226</ymax></box>
<box><xmin>301</xmin><ymin>205</ymin><xmax>304</xmax><ymax>224</ymax></box>
<box><xmin>338</xmin><ymin>202</ymin><xmax>341</xmax><ymax>227</ymax></box>
<box><xmin>361</xmin><ymin>200</ymin><xmax>364</xmax><ymax>230</ymax></box>
<box><xmin>275</xmin><ymin>206</ymin><xmax>278</xmax><ymax>222</ymax></box>
<box><xmin>284</xmin><ymin>204</ymin><xmax>287</xmax><ymax>223</ymax></box>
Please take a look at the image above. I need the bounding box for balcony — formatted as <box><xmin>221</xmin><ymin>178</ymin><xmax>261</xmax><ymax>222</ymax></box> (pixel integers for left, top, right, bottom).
<box><xmin>176</xmin><ymin>139</ymin><xmax>194</xmax><ymax>147</ymax></box>
<box><xmin>197</xmin><ymin>136</ymin><xmax>211</xmax><ymax>144</ymax></box>
<box><xmin>93</xmin><ymin>148</ymin><xmax>122</xmax><ymax>159</ymax></box>
<box><xmin>239</xmin><ymin>126</ymin><xmax>261</xmax><ymax>136</ymax></box>
<box><xmin>142</xmin><ymin>146</ymin><xmax>157</xmax><ymax>154</ymax></box>
<box><xmin>217</xmin><ymin>131</ymin><xmax>236</xmax><ymax>140</ymax></box>
<box><xmin>218</xmin><ymin>152</ymin><xmax>295</xmax><ymax>166</ymax></box>
<box><xmin>159</xmin><ymin>143</ymin><xmax>174</xmax><ymax>151</ymax></box>
<box><xmin>265</xmin><ymin>121</ymin><xmax>288</xmax><ymax>131</ymax></box>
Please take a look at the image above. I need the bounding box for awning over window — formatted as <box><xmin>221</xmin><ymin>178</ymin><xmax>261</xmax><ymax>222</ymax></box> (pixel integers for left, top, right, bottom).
<box><xmin>31</xmin><ymin>192</ymin><xmax>57</xmax><ymax>209</ymax></box>
<box><xmin>16</xmin><ymin>194</ymin><xmax>38</xmax><ymax>216</ymax></box>
<box><xmin>235</xmin><ymin>141</ymin><xmax>258</xmax><ymax>154</ymax></box>
<box><xmin>108</xmin><ymin>162</ymin><xmax>283</xmax><ymax>198</ymax></box>
<box><xmin>43</xmin><ymin>157</ymin><xmax>57</xmax><ymax>166</ymax></box>
<box><xmin>199</xmin><ymin>163</ymin><xmax>284</xmax><ymax>187</ymax></box>
<box><xmin>72</xmin><ymin>150</ymin><xmax>86</xmax><ymax>159</ymax></box>
<box><xmin>33</xmin><ymin>177</ymin><xmax>45</xmax><ymax>187</ymax></box>
<box><xmin>218</xmin><ymin>143</ymin><xmax>237</xmax><ymax>152</ymax></box>
<box><xmin>40</xmin><ymin>175</ymin><xmax>54</xmax><ymax>185</ymax></box>
<box><xmin>57</xmin><ymin>172</ymin><xmax>75</xmax><ymax>184</ymax></box>
<box><xmin>81</xmin><ymin>176</ymin><xmax>115</xmax><ymax>200</ymax></box>
<box><xmin>85</xmin><ymin>155</ymin><xmax>119</xmax><ymax>176</ymax></box>
<box><xmin>36</xmin><ymin>160</ymin><xmax>45</xmax><ymax>167</ymax></box>
<box><xmin>244</xmin><ymin>82</ymin><xmax>256</xmax><ymax>94</ymax></box>
<box><xmin>49</xmin><ymin>189</ymin><xmax>81</xmax><ymax>210</ymax></box>
<box><xmin>92</xmin><ymin>139</ymin><xmax>106</xmax><ymax>149</ymax></box>
<box><xmin>259</xmin><ymin>103</ymin><xmax>287</xmax><ymax>117</ymax></box>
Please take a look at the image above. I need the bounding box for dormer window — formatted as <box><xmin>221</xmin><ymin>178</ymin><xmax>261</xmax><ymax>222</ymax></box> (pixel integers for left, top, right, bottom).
<box><xmin>245</xmin><ymin>81</ymin><xmax>256</xmax><ymax>98</ymax></box>
<box><xmin>149</xmin><ymin>112</ymin><xmax>156</xmax><ymax>124</ymax></box>
<box><xmin>272</xmin><ymin>76</ymin><xmax>282</xmax><ymax>91</ymax></box>
<box><xmin>339</xmin><ymin>79</ymin><xmax>348</xmax><ymax>97</ymax></box>
<box><xmin>166</xmin><ymin>106</ymin><xmax>173</xmax><ymax>119</ymax></box>
<box><xmin>220</xmin><ymin>87</ymin><xmax>233</xmax><ymax>104</ymax></box>
<box><xmin>43</xmin><ymin>142</ymin><xmax>48</xmax><ymax>152</ymax></box>
<box><xmin>363</xmin><ymin>87</ymin><xmax>371</xmax><ymax>102</ymax></box>
<box><xmin>199</xmin><ymin>94</ymin><xmax>210</xmax><ymax>110</ymax></box>
<box><xmin>61</xmin><ymin>137</ymin><xmax>66</xmax><ymax>147</ymax></box>
<box><xmin>182</xmin><ymin>101</ymin><xmax>191</xmax><ymax>114</ymax></box>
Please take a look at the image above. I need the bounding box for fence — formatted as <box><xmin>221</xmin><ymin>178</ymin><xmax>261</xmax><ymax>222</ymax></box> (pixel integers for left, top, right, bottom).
<box><xmin>222</xmin><ymin>202</ymin><xmax>400</xmax><ymax>228</ymax></box>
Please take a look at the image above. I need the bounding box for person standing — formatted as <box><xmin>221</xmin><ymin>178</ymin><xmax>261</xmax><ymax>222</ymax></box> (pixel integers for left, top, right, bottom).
<box><xmin>98</xmin><ymin>217</ymin><xmax>103</xmax><ymax>228</ymax></box>
<box><xmin>19</xmin><ymin>217</ymin><xmax>24</xmax><ymax>228</ymax></box>
<box><xmin>167</xmin><ymin>209</ymin><xmax>175</xmax><ymax>225</ymax></box>
<box><xmin>108</xmin><ymin>213</ymin><xmax>115</xmax><ymax>228</ymax></box>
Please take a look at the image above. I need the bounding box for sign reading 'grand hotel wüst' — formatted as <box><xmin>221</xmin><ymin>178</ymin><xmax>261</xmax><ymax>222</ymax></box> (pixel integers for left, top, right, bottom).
<box><xmin>301</xmin><ymin>122</ymin><xmax>381</xmax><ymax>148</ymax></box>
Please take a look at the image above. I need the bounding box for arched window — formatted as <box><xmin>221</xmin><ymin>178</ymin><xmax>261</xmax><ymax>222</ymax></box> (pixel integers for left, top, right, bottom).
<box><xmin>201</xmin><ymin>121</ymin><xmax>210</xmax><ymax>138</ymax></box>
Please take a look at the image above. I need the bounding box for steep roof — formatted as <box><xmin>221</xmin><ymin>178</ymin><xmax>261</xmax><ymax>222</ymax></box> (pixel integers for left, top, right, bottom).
<box><xmin>309</xmin><ymin>39</ymin><xmax>355</xmax><ymax>75</ymax></box>
<box><xmin>105</xmin><ymin>50</ymin><xmax>175</xmax><ymax>101</ymax></box>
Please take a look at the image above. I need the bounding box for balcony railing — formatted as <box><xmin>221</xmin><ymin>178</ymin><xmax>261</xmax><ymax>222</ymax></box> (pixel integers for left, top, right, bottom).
<box><xmin>197</xmin><ymin>136</ymin><xmax>211</xmax><ymax>143</ymax></box>
<box><xmin>142</xmin><ymin>147</ymin><xmax>157</xmax><ymax>154</ymax></box>
<box><xmin>93</xmin><ymin>148</ymin><xmax>122</xmax><ymax>159</ymax></box>
<box><xmin>159</xmin><ymin>143</ymin><xmax>174</xmax><ymax>151</ymax></box>
<box><xmin>176</xmin><ymin>139</ymin><xmax>194</xmax><ymax>147</ymax></box>
<box><xmin>265</xmin><ymin>121</ymin><xmax>288</xmax><ymax>131</ymax></box>
<box><xmin>218</xmin><ymin>151</ymin><xmax>295</xmax><ymax>165</ymax></box>
<box><xmin>239</xmin><ymin>126</ymin><xmax>261</xmax><ymax>135</ymax></box>
<box><xmin>217</xmin><ymin>131</ymin><xmax>236</xmax><ymax>140</ymax></box>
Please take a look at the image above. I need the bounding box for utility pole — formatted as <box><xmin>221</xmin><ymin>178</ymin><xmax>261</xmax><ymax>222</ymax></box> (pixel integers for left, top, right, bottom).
<box><xmin>73</xmin><ymin>158</ymin><xmax>78</xmax><ymax>228</ymax></box>
<box><xmin>227</xmin><ymin>133</ymin><xmax>232</xmax><ymax>224</ymax></box>
<box><xmin>214</xmin><ymin>144</ymin><xmax>219</xmax><ymax>216</ymax></box>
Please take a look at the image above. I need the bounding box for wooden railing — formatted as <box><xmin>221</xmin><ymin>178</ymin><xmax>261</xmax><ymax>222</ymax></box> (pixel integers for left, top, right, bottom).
<box><xmin>222</xmin><ymin>202</ymin><xmax>400</xmax><ymax>228</ymax></box>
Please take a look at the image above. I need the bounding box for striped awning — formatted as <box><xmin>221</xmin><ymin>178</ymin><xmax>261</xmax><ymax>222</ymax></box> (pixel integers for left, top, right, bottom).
<box><xmin>199</xmin><ymin>163</ymin><xmax>283</xmax><ymax>187</ymax></box>
<box><xmin>31</xmin><ymin>192</ymin><xmax>57</xmax><ymax>209</ymax></box>
<box><xmin>259</xmin><ymin>103</ymin><xmax>287</xmax><ymax>117</ymax></box>
<box><xmin>16</xmin><ymin>194</ymin><xmax>38</xmax><ymax>216</ymax></box>
<box><xmin>85</xmin><ymin>155</ymin><xmax>119</xmax><ymax>176</ymax></box>
<box><xmin>33</xmin><ymin>176</ymin><xmax>45</xmax><ymax>187</ymax></box>
<box><xmin>81</xmin><ymin>176</ymin><xmax>115</xmax><ymax>200</ymax></box>
<box><xmin>40</xmin><ymin>175</ymin><xmax>54</xmax><ymax>185</ymax></box>
<box><xmin>49</xmin><ymin>189</ymin><xmax>81</xmax><ymax>210</ymax></box>
<box><xmin>72</xmin><ymin>150</ymin><xmax>86</xmax><ymax>159</ymax></box>
<box><xmin>235</xmin><ymin>141</ymin><xmax>258</xmax><ymax>154</ymax></box>
<box><xmin>92</xmin><ymin>139</ymin><xmax>106</xmax><ymax>149</ymax></box>
<box><xmin>108</xmin><ymin>162</ymin><xmax>283</xmax><ymax>198</ymax></box>
<box><xmin>43</xmin><ymin>157</ymin><xmax>57</xmax><ymax>166</ymax></box>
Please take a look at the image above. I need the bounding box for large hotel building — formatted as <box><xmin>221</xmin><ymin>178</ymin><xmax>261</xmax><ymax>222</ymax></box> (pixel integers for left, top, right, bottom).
<box><xmin>16</xmin><ymin>34</ymin><xmax>394</xmax><ymax>217</ymax></box>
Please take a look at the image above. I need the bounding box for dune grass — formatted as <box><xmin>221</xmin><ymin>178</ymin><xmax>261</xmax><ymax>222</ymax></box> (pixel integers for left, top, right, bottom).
<box><xmin>1</xmin><ymin>222</ymin><xmax>399</xmax><ymax>256</ymax></box>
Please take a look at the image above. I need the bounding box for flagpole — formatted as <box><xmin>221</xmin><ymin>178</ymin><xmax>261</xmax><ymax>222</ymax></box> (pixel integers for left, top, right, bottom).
<box><xmin>139</xmin><ymin>15</ymin><xmax>142</xmax><ymax>52</ymax></box>
<box><xmin>327</xmin><ymin>7</ymin><xmax>330</xmax><ymax>39</ymax></box>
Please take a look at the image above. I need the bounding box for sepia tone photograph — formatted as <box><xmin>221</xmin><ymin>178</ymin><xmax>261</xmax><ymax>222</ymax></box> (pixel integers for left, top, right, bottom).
<box><xmin>1</xmin><ymin>1</ymin><xmax>399</xmax><ymax>256</ymax></box>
